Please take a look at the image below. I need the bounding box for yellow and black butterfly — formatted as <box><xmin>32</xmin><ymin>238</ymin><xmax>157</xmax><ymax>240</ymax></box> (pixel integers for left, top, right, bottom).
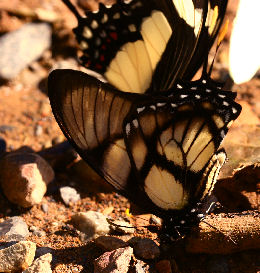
<box><xmin>48</xmin><ymin>69</ymin><xmax>241</xmax><ymax>238</ymax></box>
<box><xmin>62</xmin><ymin>0</ymin><xmax>228</xmax><ymax>93</ymax></box>
<box><xmin>48</xmin><ymin>0</ymin><xmax>241</xmax><ymax>239</ymax></box>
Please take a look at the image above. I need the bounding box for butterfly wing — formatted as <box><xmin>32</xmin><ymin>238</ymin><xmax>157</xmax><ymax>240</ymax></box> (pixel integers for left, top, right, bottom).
<box><xmin>123</xmin><ymin>87</ymin><xmax>241</xmax><ymax>215</ymax></box>
<box><xmin>49</xmin><ymin>69</ymin><xmax>241</xmax><ymax>217</ymax></box>
<box><xmin>69</xmin><ymin>0</ymin><xmax>228</xmax><ymax>93</ymax></box>
<box><xmin>48</xmin><ymin>69</ymin><xmax>142</xmax><ymax>192</ymax></box>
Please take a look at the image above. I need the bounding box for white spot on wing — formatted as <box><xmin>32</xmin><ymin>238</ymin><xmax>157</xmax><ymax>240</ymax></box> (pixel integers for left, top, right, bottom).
<box><xmin>137</xmin><ymin>106</ymin><xmax>145</xmax><ymax>113</ymax></box>
<box><xmin>83</xmin><ymin>27</ymin><xmax>93</xmax><ymax>39</ymax></box>
<box><xmin>126</xmin><ymin>123</ymin><xmax>131</xmax><ymax>135</ymax></box>
<box><xmin>157</xmin><ymin>102</ymin><xmax>166</xmax><ymax>107</ymax></box>
<box><xmin>133</xmin><ymin>119</ymin><xmax>139</xmax><ymax>128</ymax></box>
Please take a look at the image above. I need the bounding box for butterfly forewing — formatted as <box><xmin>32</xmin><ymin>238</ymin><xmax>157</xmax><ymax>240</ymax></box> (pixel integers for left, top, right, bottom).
<box><xmin>49</xmin><ymin>69</ymin><xmax>140</xmax><ymax>190</ymax></box>
<box><xmin>69</xmin><ymin>0</ymin><xmax>228</xmax><ymax>93</ymax></box>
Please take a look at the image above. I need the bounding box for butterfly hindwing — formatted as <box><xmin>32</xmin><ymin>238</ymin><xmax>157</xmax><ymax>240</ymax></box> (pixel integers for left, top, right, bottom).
<box><xmin>69</xmin><ymin>0</ymin><xmax>228</xmax><ymax>93</ymax></box>
<box><xmin>123</xmin><ymin>87</ymin><xmax>241</xmax><ymax>214</ymax></box>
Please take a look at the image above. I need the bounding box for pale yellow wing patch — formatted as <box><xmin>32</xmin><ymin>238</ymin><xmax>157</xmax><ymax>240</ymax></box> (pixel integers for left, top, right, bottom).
<box><xmin>172</xmin><ymin>0</ymin><xmax>203</xmax><ymax>35</ymax></box>
<box><xmin>103</xmin><ymin>139</ymin><xmax>131</xmax><ymax>187</ymax></box>
<box><xmin>200</xmin><ymin>151</ymin><xmax>226</xmax><ymax>199</ymax></box>
<box><xmin>145</xmin><ymin>165</ymin><xmax>188</xmax><ymax>210</ymax></box>
<box><xmin>105</xmin><ymin>11</ymin><xmax>172</xmax><ymax>93</ymax></box>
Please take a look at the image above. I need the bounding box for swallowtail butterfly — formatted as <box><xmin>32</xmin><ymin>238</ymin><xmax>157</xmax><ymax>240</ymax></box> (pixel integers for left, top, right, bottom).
<box><xmin>48</xmin><ymin>0</ymin><xmax>241</xmax><ymax>239</ymax></box>
<box><xmin>62</xmin><ymin>0</ymin><xmax>228</xmax><ymax>93</ymax></box>
<box><xmin>48</xmin><ymin>69</ymin><xmax>241</xmax><ymax>238</ymax></box>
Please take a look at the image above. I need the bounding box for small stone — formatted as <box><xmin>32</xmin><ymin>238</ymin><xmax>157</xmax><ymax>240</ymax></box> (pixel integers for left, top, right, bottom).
<box><xmin>132</xmin><ymin>238</ymin><xmax>160</xmax><ymax>260</ymax></box>
<box><xmin>133</xmin><ymin>259</ymin><xmax>149</xmax><ymax>273</ymax></box>
<box><xmin>71</xmin><ymin>211</ymin><xmax>110</xmax><ymax>240</ymax></box>
<box><xmin>95</xmin><ymin>236</ymin><xmax>128</xmax><ymax>251</ymax></box>
<box><xmin>155</xmin><ymin>260</ymin><xmax>172</xmax><ymax>273</ymax></box>
<box><xmin>0</xmin><ymin>216</ymin><xmax>29</xmax><ymax>241</ymax></box>
<box><xmin>29</xmin><ymin>226</ymin><xmax>46</xmax><ymax>237</ymax></box>
<box><xmin>35</xmin><ymin>124</ymin><xmax>43</xmax><ymax>136</ymax></box>
<box><xmin>0</xmin><ymin>22</ymin><xmax>51</xmax><ymax>80</ymax></box>
<box><xmin>94</xmin><ymin>246</ymin><xmax>133</xmax><ymax>273</ymax></box>
<box><xmin>60</xmin><ymin>186</ymin><xmax>81</xmax><ymax>205</ymax></box>
<box><xmin>109</xmin><ymin>220</ymin><xmax>135</xmax><ymax>234</ymax></box>
<box><xmin>0</xmin><ymin>241</ymin><xmax>36</xmax><ymax>272</ymax></box>
<box><xmin>0</xmin><ymin>152</ymin><xmax>55</xmax><ymax>207</ymax></box>
<box><xmin>41</xmin><ymin>203</ymin><xmax>48</xmax><ymax>213</ymax></box>
<box><xmin>22</xmin><ymin>253</ymin><xmax>52</xmax><ymax>273</ymax></box>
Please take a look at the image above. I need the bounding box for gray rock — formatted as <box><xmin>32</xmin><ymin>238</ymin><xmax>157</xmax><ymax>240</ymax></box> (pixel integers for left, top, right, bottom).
<box><xmin>60</xmin><ymin>186</ymin><xmax>80</xmax><ymax>206</ymax></box>
<box><xmin>109</xmin><ymin>220</ymin><xmax>135</xmax><ymax>234</ymax></box>
<box><xmin>71</xmin><ymin>211</ymin><xmax>110</xmax><ymax>240</ymax></box>
<box><xmin>0</xmin><ymin>216</ymin><xmax>29</xmax><ymax>241</ymax></box>
<box><xmin>94</xmin><ymin>246</ymin><xmax>133</xmax><ymax>273</ymax></box>
<box><xmin>22</xmin><ymin>253</ymin><xmax>52</xmax><ymax>273</ymax></box>
<box><xmin>0</xmin><ymin>23</ymin><xmax>51</xmax><ymax>80</ymax></box>
<box><xmin>29</xmin><ymin>226</ymin><xmax>46</xmax><ymax>237</ymax></box>
<box><xmin>0</xmin><ymin>152</ymin><xmax>55</xmax><ymax>207</ymax></box>
<box><xmin>95</xmin><ymin>236</ymin><xmax>128</xmax><ymax>251</ymax></box>
<box><xmin>132</xmin><ymin>238</ymin><xmax>160</xmax><ymax>260</ymax></box>
<box><xmin>0</xmin><ymin>241</ymin><xmax>36</xmax><ymax>272</ymax></box>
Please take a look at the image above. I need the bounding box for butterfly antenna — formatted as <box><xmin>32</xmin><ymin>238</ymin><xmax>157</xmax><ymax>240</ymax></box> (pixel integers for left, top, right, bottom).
<box><xmin>208</xmin><ymin>19</ymin><xmax>230</xmax><ymax>76</ymax></box>
<box><xmin>62</xmin><ymin>0</ymin><xmax>82</xmax><ymax>21</ymax></box>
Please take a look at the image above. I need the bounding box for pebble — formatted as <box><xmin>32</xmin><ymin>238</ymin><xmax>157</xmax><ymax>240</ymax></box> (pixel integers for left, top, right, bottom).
<box><xmin>41</xmin><ymin>203</ymin><xmax>49</xmax><ymax>213</ymax></box>
<box><xmin>60</xmin><ymin>186</ymin><xmax>81</xmax><ymax>206</ymax></box>
<box><xmin>109</xmin><ymin>220</ymin><xmax>135</xmax><ymax>234</ymax></box>
<box><xmin>0</xmin><ymin>241</ymin><xmax>36</xmax><ymax>272</ymax></box>
<box><xmin>0</xmin><ymin>152</ymin><xmax>55</xmax><ymax>207</ymax></box>
<box><xmin>95</xmin><ymin>236</ymin><xmax>128</xmax><ymax>251</ymax></box>
<box><xmin>71</xmin><ymin>211</ymin><xmax>110</xmax><ymax>240</ymax></box>
<box><xmin>34</xmin><ymin>124</ymin><xmax>43</xmax><ymax>136</ymax></box>
<box><xmin>94</xmin><ymin>246</ymin><xmax>133</xmax><ymax>273</ymax></box>
<box><xmin>0</xmin><ymin>22</ymin><xmax>51</xmax><ymax>80</ymax></box>
<box><xmin>133</xmin><ymin>259</ymin><xmax>149</xmax><ymax>273</ymax></box>
<box><xmin>29</xmin><ymin>226</ymin><xmax>46</xmax><ymax>237</ymax></box>
<box><xmin>131</xmin><ymin>238</ymin><xmax>160</xmax><ymax>260</ymax></box>
<box><xmin>22</xmin><ymin>253</ymin><xmax>52</xmax><ymax>273</ymax></box>
<box><xmin>0</xmin><ymin>216</ymin><xmax>29</xmax><ymax>241</ymax></box>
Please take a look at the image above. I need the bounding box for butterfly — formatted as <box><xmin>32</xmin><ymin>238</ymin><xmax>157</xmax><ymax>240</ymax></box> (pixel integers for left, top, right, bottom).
<box><xmin>48</xmin><ymin>68</ymin><xmax>241</xmax><ymax>239</ymax></box>
<box><xmin>49</xmin><ymin>0</ymin><xmax>241</xmax><ymax>240</ymax></box>
<box><xmin>62</xmin><ymin>0</ymin><xmax>228</xmax><ymax>94</ymax></box>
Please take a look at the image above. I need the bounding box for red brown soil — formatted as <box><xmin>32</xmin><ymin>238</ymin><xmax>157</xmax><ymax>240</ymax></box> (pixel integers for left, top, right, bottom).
<box><xmin>0</xmin><ymin>0</ymin><xmax>259</xmax><ymax>272</ymax></box>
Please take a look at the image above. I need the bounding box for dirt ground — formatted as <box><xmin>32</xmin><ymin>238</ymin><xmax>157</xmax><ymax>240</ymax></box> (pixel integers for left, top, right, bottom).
<box><xmin>0</xmin><ymin>0</ymin><xmax>259</xmax><ymax>272</ymax></box>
